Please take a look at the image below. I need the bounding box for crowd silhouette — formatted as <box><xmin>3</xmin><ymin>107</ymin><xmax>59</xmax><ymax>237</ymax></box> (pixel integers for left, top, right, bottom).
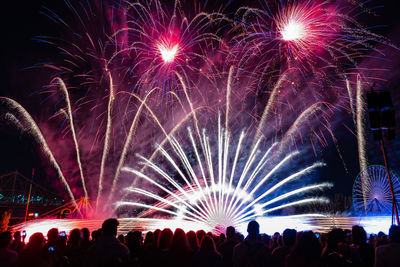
<box><xmin>0</xmin><ymin>218</ymin><xmax>399</xmax><ymax>267</ymax></box>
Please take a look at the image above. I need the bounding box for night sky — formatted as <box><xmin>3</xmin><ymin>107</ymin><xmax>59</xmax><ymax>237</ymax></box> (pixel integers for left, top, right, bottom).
<box><xmin>1</xmin><ymin>0</ymin><xmax>400</xmax><ymax>202</ymax></box>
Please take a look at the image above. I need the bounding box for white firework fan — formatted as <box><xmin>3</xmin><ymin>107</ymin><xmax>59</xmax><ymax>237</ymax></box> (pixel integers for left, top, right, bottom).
<box><xmin>118</xmin><ymin>114</ymin><xmax>332</xmax><ymax>229</ymax></box>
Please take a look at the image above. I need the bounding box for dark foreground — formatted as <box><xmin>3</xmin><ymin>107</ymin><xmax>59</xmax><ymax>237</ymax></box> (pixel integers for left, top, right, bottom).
<box><xmin>1</xmin><ymin>218</ymin><xmax>399</xmax><ymax>267</ymax></box>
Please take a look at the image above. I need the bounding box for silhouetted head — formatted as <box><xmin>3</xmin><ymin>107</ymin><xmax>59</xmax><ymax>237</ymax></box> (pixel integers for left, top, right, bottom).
<box><xmin>200</xmin><ymin>235</ymin><xmax>216</xmax><ymax>252</ymax></box>
<box><xmin>81</xmin><ymin>228</ymin><xmax>90</xmax><ymax>241</ymax></box>
<box><xmin>158</xmin><ymin>228</ymin><xmax>173</xmax><ymax>250</ymax></box>
<box><xmin>294</xmin><ymin>231</ymin><xmax>321</xmax><ymax>261</ymax></box>
<box><xmin>102</xmin><ymin>218</ymin><xmax>119</xmax><ymax>237</ymax></box>
<box><xmin>196</xmin><ymin>230</ymin><xmax>206</xmax><ymax>245</ymax></box>
<box><xmin>127</xmin><ymin>231</ymin><xmax>142</xmax><ymax>246</ymax></box>
<box><xmin>351</xmin><ymin>225</ymin><xmax>367</xmax><ymax>245</ymax></box>
<box><xmin>226</xmin><ymin>226</ymin><xmax>236</xmax><ymax>240</ymax></box>
<box><xmin>247</xmin><ymin>220</ymin><xmax>260</xmax><ymax>236</ymax></box>
<box><xmin>170</xmin><ymin>228</ymin><xmax>190</xmax><ymax>252</ymax></box>
<box><xmin>219</xmin><ymin>233</ymin><xmax>226</xmax><ymax>242</ymax></box>
<box><xmin>389</xmin><ymin>225</ymin><xmax>400</xmax><ymax>243</ymax></box>
<box><xmin>13</xmin><ymin>231</ymin><xmax>21</xmax><ymax>241</ymax></box>
<box><xmin>68</xmin><ymin>228</ymin><xmax>82</xmax><ymax>246</ymax></box>
<box><xmin>237</xmin><ymin>233</ymin><xmax>244</xmax><ymax>242</ymax></box>
<box><xmin>154</xmin><ymin>229</ymin><xmax>161</xmax><ymax>243</ymax></box>
<box><xmin>118</xmin><ymin>234</ymin><xmax>125</xmax><ymax>244</ymax></box>
<box><xmin>186</xmin><ymin>231</ymin><xmax>198</xmax><ymax>251</ymax></box>
<box><xmin>27</xmin><ymin>232</ymin><xmax>45</xmax><ymax>250</ymax></box>
<box><xmin>0</xmin><ymin>231</ymin><xmax>12</xmax><ymax>249</ymax></box>
<box><xmin>47</xmin><ymin>228</ymin><xmax>59</xmax><ymax>242</ymax></box>
<box><xmin>144</xmin><ymin>231</ymin><xmax>154</xmax><ymax>245</ymax></box>
<box><xmin>261</xmin><ymin>234</ymin><xmax>271</xmax><ymax>246</ymax></box>
<box><xmin>283</xmin><ymin>228</ymin><xmax>297</xmax><ymax>247</ymax></box>
<box><xmin>326</xmin><ymin>228</ymin><xmax>345</xmax><ymax>249</ymax></box>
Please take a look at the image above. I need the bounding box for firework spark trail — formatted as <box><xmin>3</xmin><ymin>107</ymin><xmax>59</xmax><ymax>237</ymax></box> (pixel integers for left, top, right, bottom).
<box><xmin>154</xmin><ymin>141</ymin><xmax>213</xmax><ymax>218</ymax></box>
<box><xmin>116</xmin><ymin>201</ymin><xmax>205</xmax><ymax>223</ymax></box>
<box><xmin>278</xmin><ymin>102</ymin><xmax>330</xmax><ymax>151</ymax></box>
<box><xmin>226</xmin><ymin>150</ymin><xmax>300</xmax><ymax>217</ymax></box>
<box><xmin>54</xmin><ymin>78</ymin><xmax>88</xmax><ymax>199</ymax></box>
<box><xmin>3</xmin><ymin>113</ymin><xmax>24</xmax><ymax>130</ymax></box>
<box><xmin>237</xmin><ymin>183</ymin><xmax>333</xmax><ymax>220</ymax></box>
<box><xmin>126</xmin><ymin>106</ymin><xmax>207</xmax><ymax>191</ymax></box>
<box><xmin>225</xmin><ymin>66</ymin><xmax>234</xmax><ymax>132</ymax></box>
<box><xmin>253</xmin><ymin>72</ymin><xmax>287</xmax><ymax>146</ymax></box>
<box><xmin>176</xmin><ymin>73</ymin><xmax>203</xmax><ymax>148</ymax></box>
<box><xmin>168</xmin><ymin>135</ymin><xmax>214</xmax><ymax>216</ymax></box>
<box><xmin>234</xmin><ymin>183</ymin><xmax>332</xmax><ymax>222</ymax></box>
<box><xmin>241</xmin><ymin>143</ymin><xmax>277</xmax><ymax>193</ymax></box>
<box><xmin>0</xmin><ymin>97</ymin><xmax>80</xmax><ymax>214</ymax></box>
<box><xmin>122</xmin><ymin>167</ymin><xmax>209</xmax><ymax>218</ymax></box>
<box><xmin>96</xmin><ymin>71</ymin><xmax>115</xmax><ymax>210</ymax></box>
<box><xmin>356</xmin><ymin>75</ymin><xmax>368</xmax><ymax>211</ymax></box>
<box><xmin>188</xmin><ymin>127</ymin><xmax>217</xmax><ymax>214</ymax></box>
<box><xmin>235</xmin><ymin>198</ymin><xmax>329</xmax><ymax>224</ymax></box>
<box><xmin>122</xmin><ymin>188</ymin><xmax>210</xmax><ymax>224</ymax></box>
<box><xmin>345</xmin><ymin>76</ymin><xmax>356</xmax><ymax>125</ymax></box>
<box><xmin>115</xmin><ymin>92</ymin><xmax>215</xmax><ymax>215</ymax></box>
<box><xmin>224</xmin><ymin>137</ymin><xmax>262</xmax><ymax>216</ymax></box>
<box><xmin>108</xmin><ymin>89</ymin><xmax>157</xmax><ymax>203</ymax></box>
<box><xmin>124</xmin><ymin>158</ymin><xmax>210</xmax><ymax>222</ymax></box>
<box><xmin>231</xmin><ymin>162</ymin><xmax>326</xmax><ymax>220</ymax></box>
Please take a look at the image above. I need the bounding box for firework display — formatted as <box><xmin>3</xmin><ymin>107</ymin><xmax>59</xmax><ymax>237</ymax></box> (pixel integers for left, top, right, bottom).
<box><xmin>1</xmin><ymin>0</ymin><xmax>398</xmax><ymax>232</ymax></box>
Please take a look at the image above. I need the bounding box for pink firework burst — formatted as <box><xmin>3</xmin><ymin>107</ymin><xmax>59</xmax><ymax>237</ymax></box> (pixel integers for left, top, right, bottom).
<box><xmin>274</xmin><ymin>2</ymin><xmax>340</xmax><ymax>60</ymax></box>
<box><xmin>108</xmin><ymin>0</ymin><xmax>224</xmax><ymax>96</ymax></box>
<box><xmin>158</xmin><ymin>42</ymin><xmax>179</xmax><ymax>63</ymax></box>
<box><xmin>235</xmin><ymin>0</ymin><xmax>389</xmax><ymax>75</ymax></box>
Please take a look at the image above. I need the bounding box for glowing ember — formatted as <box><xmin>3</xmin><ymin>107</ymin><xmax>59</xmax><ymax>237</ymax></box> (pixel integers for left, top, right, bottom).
<box><xmin>157</xmin><ymin>42</ymin><xmax>179</xmax><ymax>63</ymax></box>
<box><xmin>281</xmin><ymin>20</ymin><xmax>304</xmax><ymax>41</ymax></box>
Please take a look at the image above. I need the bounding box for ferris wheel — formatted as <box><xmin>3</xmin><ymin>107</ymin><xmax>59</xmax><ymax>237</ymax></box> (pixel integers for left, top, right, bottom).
<box><xmin>352</xmin><ymin>165</ymin><xmax>400</xmax><ymax>214</ymax></box>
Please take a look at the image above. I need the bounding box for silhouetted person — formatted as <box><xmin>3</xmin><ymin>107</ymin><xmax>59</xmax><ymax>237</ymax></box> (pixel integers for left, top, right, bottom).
<box><xmin>167</xmin><ymin>228</ymin><xmax>193</xmax><ymax>267</ymax></box>
<box><xmin>10</xmin><ymin>231</ymin><xmax>24</xmax><ymax>254</ymax></box>
<box><xmin>219</xmin><ymin>233</ymin><xmax>226</xmax><ymax>245</ymax></box>
<box><xmin>43</xmin><ymin>228</ymin><xmax>59</xmax><ymax>252</ymax></box>
<box><xmin>196</xmin><ymin>230</ymin><xmax>206</xmax><ymax>247</ymax></box>
<box><xmin>155</xmin><ymin>228</ymin><xmax>173</xmax><ymax>266</ymax></box>
<box><xmin>43</xmin><ymin>228</ymin><xmax>65</xmax><ymax>266</ymax></box>
<box><xmin>81</xmin><ymin>228</ymin><xmax>93</xmax><ymax>251</ymax></box>
<box><xmin>92</xmin><ymin>229</ymin><xmax>103</xmax><ymax>244</ymax></box>
<box><xmin>376</xmin><ymin>232</ymin><xmax>388</xmax><ymax>247</ymax></box>
<box><xmin>233</xmin><ymin>220</ymin><xmax>270</xmax><ymax>267</ymax></box>
<box><xmin>18</xmin><ymin>232</ymin><xmax>47</xmax><ymax>267</ymax></box>
<box><xmin>153</xmin><ymin>229</ymin><xmax>161</xmax><ymax>244</ymax></box>
<box><xmin>126</xmin><ymin>230</ymin><xmax>142</xmax><ymax>263</ymax></box>
<box><xmin>218</xmin><ymin>226</ymin><xmax>238</xmax><ymax>267</ymax></box>
<box><xmin>85</xmin><ymin>218</ymin><xmax>130</xmax><ymax>267</ymax></box>
<box><xmin>141</xmin><ymin>231</ymin><xmax>157</xmax><ymax>266</ymax></box>
<box><xmin>350</xmin><ymin>225</ymin><xmax>374</xmax><ymax>267</ymax></box>
<box><xmin>286</xmin><ymin>231</ymin><xmax>321</xmax><ymax>267</ymax></box>
<box><xmin>321</xmin><ymin>228</ymin><xmax>349</xmax><ymax>267</ymax></box>
<box><xmin>193</xmin><ymin>235</ymin><xmax>223</xmax><ymax>267</ymax></box>
<box><xmin>272</xmin><ymin>232</ymin><xmax>281</xmax><ymax>250</ymax></box>
<box><xmin>375</xmin><ymin>225</ymin><xmax>400</xmax><ymax>267</ymax></box>
<box><xmin>271</xmin><ymin>228</ymin><xmax>296</xmax><ymax>267</ymax></box>
<box><xmin>0</xmin><ymin>231</ymin><xmax>18</xmax><ymax>267</ymax></box>
<box><xmin>66</xmin><ymin>228</ymin><xmax>84</xmax><ymax>267</ymax></box>
<box><xmin>187</xmin><ymin>230</ymin><xmax>199</xmax><ymax>252</ymax></box>
<box><xmin>118</xmin><ymin>234</ymin><xmax>125</xmax><ymax>244</ymax></box>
